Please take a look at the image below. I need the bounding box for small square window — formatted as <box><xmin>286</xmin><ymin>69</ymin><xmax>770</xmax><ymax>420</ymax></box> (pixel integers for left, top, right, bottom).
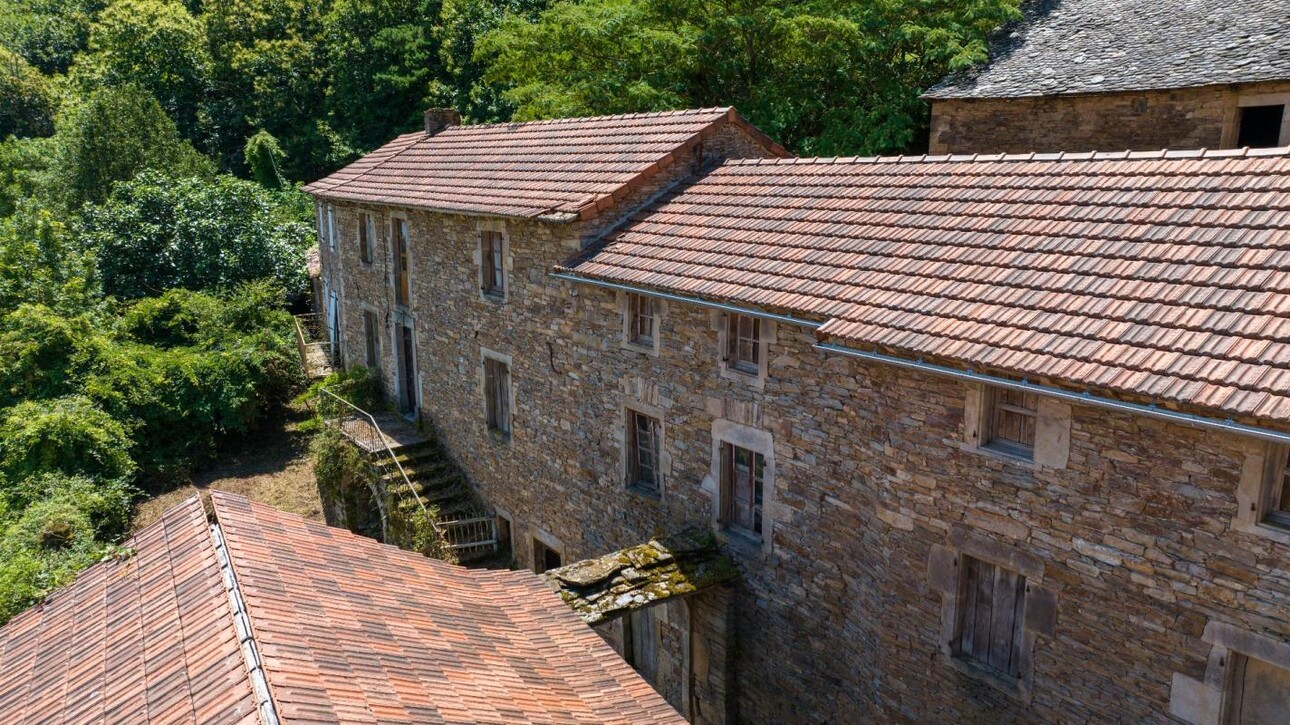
<box><xmin>721</xmin><ymin>443</ymin><xmax>764</xmax><ymax>537</ymax></box>
<box><xmin>627</xmin><ymin>410</ymin><xmax>661</xmax><ymax>493</ymax></box>
<box><xmin>481</xmin><ymin>230</ymin><xmax>504</xmax><ymax>298</ymax></box>
<box><xmin>1237</xmin><ymin>105</ymin><xmax>1286</xmax><ymax>149</ymax></box>
<box><xmin>483</xmin><ymin>356</ymin><xmax>511</xmax><ymax>437</ymax></box>
<box><xmin>358</xmin><ymin>212</ymin><xmax>374</xmax><ymax>264</ymax></box>
<box><xmin>627</xmin><ymin>294</ymin><xmax>655</xmax><ymax>347</ymax></box>
<box><xmin>726</xmin><ymin>313</ymin><xmax>760</xmax><ymax>374</ymax></box>
<box><xmin>954</xmin><ymin>556</ymin><xmax>1028</xmax><ymax>679</ymax></box>
<box><xmin>986</xmin><ymin>388</ymin><xmax>1038</xmax><ymax>459</ymax></box>
<box><xmin>533</xmin><ymin>538</ymin><xmax>561</xmax><ymax>574</ymax></box>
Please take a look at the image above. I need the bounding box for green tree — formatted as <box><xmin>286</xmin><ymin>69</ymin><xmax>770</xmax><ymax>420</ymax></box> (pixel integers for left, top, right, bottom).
<box><xmin>0</xmin><ymin>396</ymin><xmax>135</xmax><ymax>482</ymax></box>
<box><xmin>0</xmin><ymin>47</ymin><xmax>55</xmax><ymax>140</ymax></box>
<box><xmin>0</xmin><ymin>201</ymin><xmax>98</xmax><ymax>313</ymax></box>
<box><xmin>479</xmin><ymin>0</ymin><xmax>1020</xmax><ymax>155</ymax></box>
<box><xmin>79</xmin><ymin>171</ymin><xmax>311</xmax><ymax>298</ymax></box>
<box><xmin>0</xmin><ymin>0</ymin><xmax>101</xmax><ymax>75</ymax></box>
<box><xmin>50</xmin><ymin>83</ymin><xmax>210</xmax><ymax>210</ymax></box>
<box><xmin>73</xmin><ymin>0</ymin><xmax>209</xmax><ymax>142</ymax></box>
<box><xmin>244</xmin><ymin>130</ymin><xmax>287</xmax><ymax>189</ymax></box>
<box><xmin>431</xmin><ymin>0</ymin><xmax>551</xmax><ymax>122</ymax></box>
<box><xmin>323</xmin><ymin>0</ymin><xmax>442</xmax><ymax>152</ymax></box>
<box><xmin>0</xmin><ymin>305</ymin><xmax>105</xmax><ymax>408</ymax></box>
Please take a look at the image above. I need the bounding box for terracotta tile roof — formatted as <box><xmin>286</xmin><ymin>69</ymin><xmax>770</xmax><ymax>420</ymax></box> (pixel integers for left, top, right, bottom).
<box><xmin>559</xmin><ymin>147</ymin><xmax>1290</xmax><ymax>423</ymax></box>
<box><xmin>0</xmin><ymin>493</ymin><xmax>685</xmax><ymax>724</ymax></box>
<box><xmin>0</xmin><ymin>496</ymin><xmax>258</xmax><ymax>724</ymax></box>
<box><xmin>210</xmin><ymin>492</ymin><xmax>683</xmax><ymax>724</ymax></box>
<box><xmin>304</xmin><ymin>108</ymin><xmax>787</xmax><ymax>220</ymax></box>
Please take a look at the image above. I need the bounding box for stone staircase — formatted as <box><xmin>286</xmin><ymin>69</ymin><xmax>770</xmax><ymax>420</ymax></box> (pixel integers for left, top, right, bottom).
<box><xmin>372</xmin><ymin>439</ymin><xmax>498</xmax><ymax>564</ymax></box>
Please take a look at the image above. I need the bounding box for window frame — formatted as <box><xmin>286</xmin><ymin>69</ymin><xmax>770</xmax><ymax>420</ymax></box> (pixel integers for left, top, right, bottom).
<box><xmin>361</xmin><ymin>308</ymin><xmax>380</xmax><ymax>370</ymax></box>
<box><xmin>1258</xmin><ymin>444</ymin><xmax>1290</xmax><ymax>530</ymax></box>
<box><xmin>626</xmin><ymin>408</ymin><xmax>662</xmax><ymax>494</ymax></box>
<box><xmin>358</xmin><ymin>211</ymin><xmax>375</xmax><ymax>265</ymax></box>
<box><xmin>326</xmin><ymin>203</ymin><xmax>336</xmax><ymax>251</ymax></box>
<box><xmin>391</xmin><ymin>215</ymin><xmax>411</xmax><ymax>307</ymax></box>
<box><xmin>721</xmin><ymin>442</ymin><xmax>765</xmax><ymax>538</ymax></box>
<box><xmin>1223</xmin><ymin>92</ymin><xmax>1290</xmax><ymax>148</ymax></box>
<box><xmin>481</xmin><ymin>350</ymin><xmax>512</xmax><ymax>440</ymax></box>
<box><xmin>709</xmin><ymin>420</ymin><xmax>776</xmax><ymax>553</ymax></box>
<box><xmin>984</xmin><ymin>387</ymin><xmax>1039</xmax><ymax>460</ymax></box>
<box><xmin>715</xmin><ymin>312</ymin><xmax>775</xmax><ymax>388</ymax></box>
<box><xmin>952</xmin><ymin>555</ymin><xmax>1029</xmax><ymax>679</ymax></box>
<box><xmin>481</xmin><ymin>229</ymin><xmax>505</xmax><ymax>299</ymax></box>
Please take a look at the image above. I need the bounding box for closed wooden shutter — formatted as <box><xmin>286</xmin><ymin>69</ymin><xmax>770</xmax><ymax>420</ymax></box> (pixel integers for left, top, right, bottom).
<box><xmin>956</xmin><ymin>557</ymin><xmax>1027</xmax><ymax>677</ymax></box>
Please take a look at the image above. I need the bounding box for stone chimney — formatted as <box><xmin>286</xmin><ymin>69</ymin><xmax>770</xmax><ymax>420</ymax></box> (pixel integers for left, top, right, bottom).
<box><xmin>424</xmin><ymin>108</ymin><xmax>461</xmax><ymax>135</ymax></box>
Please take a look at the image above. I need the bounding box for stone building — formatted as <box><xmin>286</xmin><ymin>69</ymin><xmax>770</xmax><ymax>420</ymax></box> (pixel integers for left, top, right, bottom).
<box><xmin>306</xmin><ymin>96</ymin><xmax>1290</xmax><ymax>722</ymax></box>
<box><xmin>925</xmin><ymin>0</ymin><xmax>1290</xmax><ymax>154</ymax></box>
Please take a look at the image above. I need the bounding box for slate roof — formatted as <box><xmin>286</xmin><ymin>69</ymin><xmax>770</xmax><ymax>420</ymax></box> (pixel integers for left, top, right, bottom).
<box><xmin>559</xmin><ymin>147</ymin><xmax>1290</xmax><ymax>424</ymax></box>
<box><xmin>303</xmin><ymin>108</ymin><xmax>787</xmax><ymax>219</ymax></box>
<box><xmin>0</xmin><ymin>493</ymin><xmax>685</xmax><ymax>725</ymax></box>
<box><xmin>926</xmin><ymin>0</ymin><xmax>1290</xmax><ymax>99</ymax></box>
<box><xmin>543</xmin><ymin>532</ymin><xmax>737</xmax><ymax>626</ymax></box>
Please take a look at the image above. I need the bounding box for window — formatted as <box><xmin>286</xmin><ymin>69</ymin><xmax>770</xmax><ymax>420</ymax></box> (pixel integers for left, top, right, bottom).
<box><xmin>393</xmin><ymin>218</ymin><xmax>410</xmax><ymax>306</ymax></box>
<box><xmin>326</xmin><ymin>204</ymin><xmax>336</xmax><ymax>251</ymax></box>
<box><xmin>483</xmin><ymin>356</ymin><xmax>511</xmax><ymax>437</ymax></box>
<box><xmin>481</xmin><ymin>230</ymin><xmax>504</xmax><ymax>298</ymax></box>
<box><xmin>624</xmin><ymin>606</ymin><xmax>659</xmax><ymax>685</ymax></box>
<box><xmin>628</xmin><ymin>294</ymin><xmax>655</xmax><ymax>347</ymax></box>
<box><xmin>533</xmin><ymin>538</ymin><xmax>561</xmax><ymax>574</ymax></box>
<box><xmin>1237</xmin><ymin>105</ymin><xmax>1287</xmax><ymax>148</ymax></box>
<box><xmin>361</xmin><ymin>310</ymin><xmax>379</xmax><ymax>369</ymax></box>
<box><xmin>1226</xmin><ymin>653</ymin><xmax>1290</xmax><ymax>724</ymax></box>
<box><xmin>954</xmin><ymin>556</ymin><xmax>1028</xmax><ymax>679</ymax></box>
<box><xmin>358</xmin><ymin>212</ymin><xmax>374</xmax><ymax>264</ymax></box>
<box><xmin>725</xmin><ymin>313</ymin><xmax>760</xmax><ymax>374</ymax></box>
<box><xmin>985</xmin><ymin>388</ymin><xmax>1038</xmax><ymax>459</ymax></box>
<box><xmin>721</xmin><ymin>443</ymin><xmax>765</xmax><ymax>537</ymax></box>
<box><xmin>1260</xmin><ymin>445</ymin><xmax>1290</xmax><ymax>529</ymax></box>
<box><xmin>627</xmin><ymin>410</ymin><xmax>661</xmax><ymax>493</ymax></box>
<box><xmin>496</xmin><ymin>513</ymin><xmax>512</xmax><ymax>559</ymax></box>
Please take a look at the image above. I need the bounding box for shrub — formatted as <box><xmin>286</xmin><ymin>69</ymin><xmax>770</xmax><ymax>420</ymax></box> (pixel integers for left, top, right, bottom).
<box><xmin>0</xmin><ymin>395</ymin><xmax>135</xmax><ymax>482</ymax></box>
<box><xmin>0</xmin><ymin>305</ymin><xmax>106</xmax><ymax>407</ymax></box>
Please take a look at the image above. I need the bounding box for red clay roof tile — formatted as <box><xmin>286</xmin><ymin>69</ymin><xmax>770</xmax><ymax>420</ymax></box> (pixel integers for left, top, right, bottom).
<box><xmin>304</xmin><ymin>108</ymin><xmax>787</xmax><ymax>219</ymax></box>
<box><xmin>560</xmin><ymin>148</ymin><xmax>1290</xmax><ymax>423</ymax></box>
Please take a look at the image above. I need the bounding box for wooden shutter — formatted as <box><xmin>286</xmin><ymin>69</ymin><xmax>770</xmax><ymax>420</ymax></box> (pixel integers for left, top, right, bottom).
<box><xmin>484</xmin><ymin>359</ymin><xmax>497</xmax><ymax>430</ymax></box>
<box><xmin>497</xmin><ymin>361</ymin><xmax>510</xmax><ymax>434</ymax></box>
<box><xmin>957</xmin><ymin>557</ymin><xmax>1027</xmax><ymax>677</ymax></box>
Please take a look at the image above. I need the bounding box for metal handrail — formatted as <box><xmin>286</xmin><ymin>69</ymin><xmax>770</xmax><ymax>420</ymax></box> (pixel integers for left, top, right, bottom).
<box><xmin>317</xmin><ymin>387</ymin><xmax>435</xmax><ymax>537</ymax></box>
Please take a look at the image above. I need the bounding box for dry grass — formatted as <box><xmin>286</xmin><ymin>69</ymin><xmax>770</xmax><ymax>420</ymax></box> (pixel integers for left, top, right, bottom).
<box><xmin>131</xmin><ymin>405</ymin><xmax>322</xmax><ymax>531</ymax></box>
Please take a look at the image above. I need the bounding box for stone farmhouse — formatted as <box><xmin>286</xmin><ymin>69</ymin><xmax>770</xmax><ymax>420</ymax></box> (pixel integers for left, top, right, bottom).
<box><xmin>0</xmin><ymin>493</ymin><xmax>682</xmax><ymax>724</ymax></box>
<box><xmin>303</xmin><ymin>5</ymin><xmax>1290</xmax><ymax>725</ymax></box>
<box><xmin>925</xmin><ymin>0</ymin><xmax>1290</xmax><ymax>154</ymax></box>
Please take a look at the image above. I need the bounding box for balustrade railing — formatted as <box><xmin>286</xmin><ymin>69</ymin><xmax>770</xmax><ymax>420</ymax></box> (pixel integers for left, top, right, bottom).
<box><xmin>293</xmin><ymin>313</ymin><xmax>335</xmax><ymax>379</ymax></box>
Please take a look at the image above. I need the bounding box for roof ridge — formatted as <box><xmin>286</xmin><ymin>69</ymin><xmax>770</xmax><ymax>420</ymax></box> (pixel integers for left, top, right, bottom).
<box><xmin>439</xmin><ymin>107</ymin><xmax>734</xmax><ymax>132</ymax></box>
<box><xmin>720</xmin><ymin>145</ymin><xmax>1290</xmax><ymax>167</ymax></box>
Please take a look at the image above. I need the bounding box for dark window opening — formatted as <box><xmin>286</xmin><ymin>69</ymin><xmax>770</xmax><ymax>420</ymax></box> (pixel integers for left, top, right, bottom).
<box><xmin>362</xmin><ymin>310</ymin><xmax>379</xmax><ymax>369</ymax></box>
<box><xmin>955</xmin><ymin>556</ymin><xmax>1028</xmax><ymax>679</ymax></box>
<box><xmin>533</xmin><ymin>538</ymin><xmax>561</xmax><ymax>574</ymax></box>
<box><xmin>496</xmin><ymin>514</ymin><xmax>512</xmax><ymax>559</ymax></box>
<box><xmin>359</xmin><ymin>212</ymin><xmax>374</xmax><ymax>264</ymax></box>
<box><xmin>1237</xmin><ymin>105</ymin><xmax>1285</xmax><ymax>149</ymax></box>
<box><xmin>393</xmin><ymin>218</ymin><xmax>410</xmax><ymax>306</ymax></box>
<box><xmin>624</xmin><ymin>606</ymin><xmax>659</xmax><ymax>685</ymax></box>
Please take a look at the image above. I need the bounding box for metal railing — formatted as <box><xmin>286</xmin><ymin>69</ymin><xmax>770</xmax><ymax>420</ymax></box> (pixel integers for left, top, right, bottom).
<box><xmin>318</xmin><ymin>387</ymin><xmax>428</xmax><ymax>543</ymax></box>
<box><xmin>293</xmin><ymin>313</ymin><xmax>336</xmax><ymax>379</ymax></box>
<box><xmin>317</xmin><ymin>388</ymin><xmax>498</xmax><ymax>557</ymax></box>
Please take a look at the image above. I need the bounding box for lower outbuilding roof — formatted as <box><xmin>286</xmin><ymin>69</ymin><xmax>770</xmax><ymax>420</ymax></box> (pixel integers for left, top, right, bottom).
<box><xmin>559</xmin><ymin>147</ymin><xmax>1290</xmax><ymax>424</ymax></box>
<box><xmin>0</xmin><ymin>493</ymin><xmax>684</xmax><ymax>725</ymax></box>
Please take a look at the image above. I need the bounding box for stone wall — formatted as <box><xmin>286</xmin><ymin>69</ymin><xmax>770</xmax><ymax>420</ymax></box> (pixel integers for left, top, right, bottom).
<box><xmin>314</xmin><ymin>131</ymin><xmax>1290</xmax><ymax>722</ymax></box>
<box><xmin>929</xmin><ymin>80</ymin><xmax>1290</xmax><ymax>154</ymax></box>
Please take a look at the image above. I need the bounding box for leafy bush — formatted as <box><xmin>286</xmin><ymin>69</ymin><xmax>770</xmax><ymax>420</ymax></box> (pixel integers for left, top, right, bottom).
<box><xmin>0</xmin><ymin>201</ymin><xmax>98</xmax><ymax>313</ymax></box>
<box><xmin>0</xmin><ymin>396</ymin><xmax>135</xmax><ymax>482</ymax></box>
<box><xmin>0</xmin><ymin>305</ymin><xmax>106</xmax><ymax>407</ymax></box>
<box><xmin>0</xmin><ymin>46</ymin><xmax>55</xmax><ymax>139</ymax></box>
<box><xmin>0</xmin><ymin>473</ymin><xmax>133</xmax><ymax>622</ymax></box>
<box><xmin>80</xmin><ymin>171</ymin><xmax>311</xmax><ymax>299</ymax></box>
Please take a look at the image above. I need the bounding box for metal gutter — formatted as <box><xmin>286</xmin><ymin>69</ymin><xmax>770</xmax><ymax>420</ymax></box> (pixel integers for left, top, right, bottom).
<box><xmin>210</xmin><ymin>522</ymin><xmax>281</xmax><ymax>725</ymax></box>
<box><xmin>816</xmin><ymin>342</ymin><xmax>1290</xmax><ymax>446</ymax></box>
<box><xmin>549</xmin><ymin>272</ymin><xmax>823</xmax><ymax>329</ymax></box>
